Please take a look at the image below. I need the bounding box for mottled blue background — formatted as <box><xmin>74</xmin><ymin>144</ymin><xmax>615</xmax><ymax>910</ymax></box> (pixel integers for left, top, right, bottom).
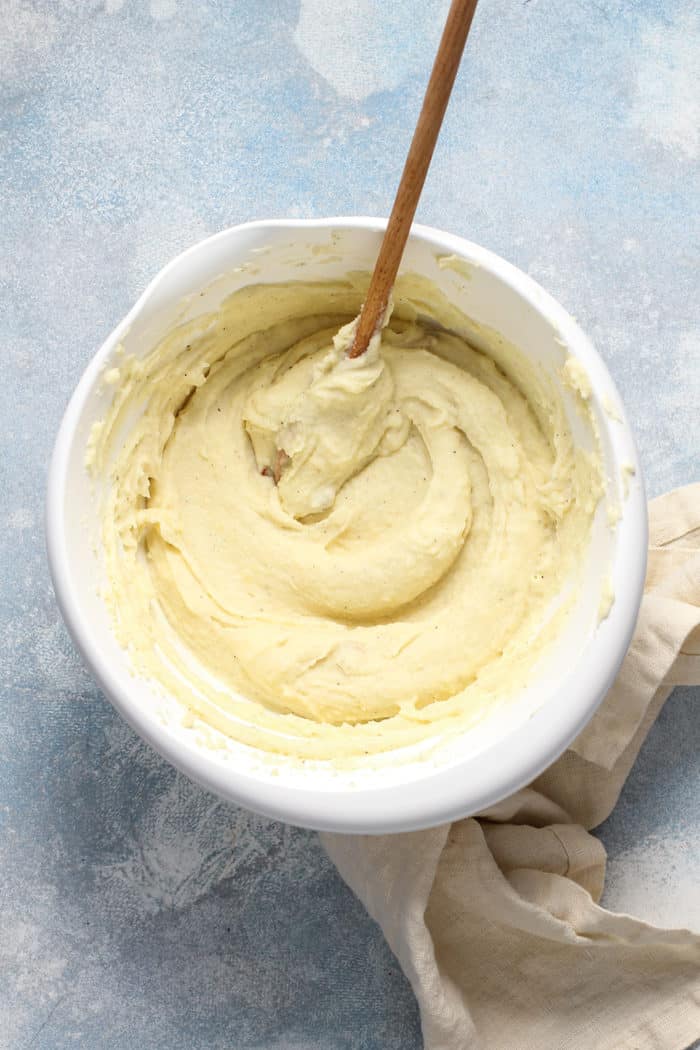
<box><xmin>1</xmin><ymin>1</ymin><xmax>698</xmax><ymax>1047</ymax></box>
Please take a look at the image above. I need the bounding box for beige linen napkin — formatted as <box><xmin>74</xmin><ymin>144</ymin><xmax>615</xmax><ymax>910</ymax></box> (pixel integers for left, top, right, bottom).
<box><xmin>322</xmin><ymin>484</ymin><xmax>700</xmax><ymax>1050</ymax></box>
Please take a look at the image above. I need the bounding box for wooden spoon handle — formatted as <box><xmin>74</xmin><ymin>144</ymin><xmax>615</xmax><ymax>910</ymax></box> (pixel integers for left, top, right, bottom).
<box><xmin>349</xmin><ymin>0</ymin><xmax>479</xmax><ymax>358</ymax></box>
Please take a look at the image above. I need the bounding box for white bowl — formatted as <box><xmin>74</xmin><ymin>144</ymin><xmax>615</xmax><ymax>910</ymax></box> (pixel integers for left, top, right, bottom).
<box><xmin>47</xmin><ymin>218</ymin><xmax>647</xmax><ymax>833</ymax></box>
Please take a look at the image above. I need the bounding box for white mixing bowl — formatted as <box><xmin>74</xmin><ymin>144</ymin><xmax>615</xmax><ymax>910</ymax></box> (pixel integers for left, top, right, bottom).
<box><xmin>46</xmin><ymin>218</ymin><xmax>647</xmax><ymax>833</ymax></box>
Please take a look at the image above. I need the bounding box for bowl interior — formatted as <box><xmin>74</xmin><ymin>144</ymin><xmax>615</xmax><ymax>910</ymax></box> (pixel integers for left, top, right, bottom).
<box><xmin>48</xmin><ymin>220</ymin><xmax>646</xmax><ymax>832</ymax></box>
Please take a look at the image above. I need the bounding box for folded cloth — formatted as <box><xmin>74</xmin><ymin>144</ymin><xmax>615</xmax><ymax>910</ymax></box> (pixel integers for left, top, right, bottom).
<box><xmin>322</xmin><ymin>485</ymin><xmax>700</xmax><ymax>1050</ymax></box>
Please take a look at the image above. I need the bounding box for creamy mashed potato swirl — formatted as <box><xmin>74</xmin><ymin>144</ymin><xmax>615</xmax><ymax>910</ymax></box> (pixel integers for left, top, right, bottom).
<box><xmin>93</xmin><ymin>276</ymin><xmax>601</xmax><ymax>762</ymax></box>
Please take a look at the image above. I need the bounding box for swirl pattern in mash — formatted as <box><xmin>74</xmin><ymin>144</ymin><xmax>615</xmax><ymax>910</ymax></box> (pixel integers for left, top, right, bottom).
<box><xmin>94</xmin><ymin>276</ymin><xmax>601</xmax><ymax>762</ymax></box>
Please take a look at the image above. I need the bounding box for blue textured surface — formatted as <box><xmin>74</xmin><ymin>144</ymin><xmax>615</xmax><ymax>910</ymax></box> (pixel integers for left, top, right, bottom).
<box><xmin>1</xmin><ymin>1</ymin><xmax>698</xmax><ymax>1047</ymax></box>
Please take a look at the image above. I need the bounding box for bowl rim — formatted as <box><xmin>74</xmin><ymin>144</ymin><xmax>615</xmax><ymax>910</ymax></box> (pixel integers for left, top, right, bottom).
<box><xmin>46</xmin><ymin>216</ymin><xmax>648</xmax><ymax>834</ymax></box>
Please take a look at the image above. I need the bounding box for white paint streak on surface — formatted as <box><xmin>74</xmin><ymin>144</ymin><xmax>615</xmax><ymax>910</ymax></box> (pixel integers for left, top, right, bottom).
<box><xmin>293</xmin><ymin>0</ymin><xmax>449</xmax><ymax>101</ymax></box>
<box><xmin>659</xmin><ymin>328</ymin><xmax>700</xmax><ymax>466</ymax></box>
<box><xmin>149</xmin><ymin>0</ymin><xmax>177</xmax><ymax>20</ymax></box>
<box><xmin>5</xmin><ymin>507</ymin><xmax>35</xmax><ymax>530</ymax></box>
<box><xmin>0</xmin><ymin>0</ymin><xmax>58</xmax><ymax>82</ymax></box>
<box><xmin>672</xmin><ymin>330</ymin><xmax>700</xmax><ymax>407</ymax></box>
<box><xmin>96</xmin><ymin>778</ymin><xmax>237</xmax><ymax>913</ymax></box>
<box><xmin>603</xmin><ymin>831</ymin><xmax>700</xmax><ymax>932</ymax></box>
<box><xmin>630</xmin><ymin>13</ymin><xmax>700</xmax><ymax>158</ymax></box>
<box><xmin>93</xmin><ymin>776</ymin><xmax>281</xmax><ymax>915</ymax></box>
<box><xmin>128</xmin><ymin>198</ymin><xmax>211</xmax><ymax>299</ymax></box>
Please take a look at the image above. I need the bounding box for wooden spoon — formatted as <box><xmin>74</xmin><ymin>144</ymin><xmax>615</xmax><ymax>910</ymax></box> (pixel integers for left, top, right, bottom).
<box><xmin>349</xmin><ymin>0</ymin><xmax>480</xmax><ymax>359</ymax></box>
